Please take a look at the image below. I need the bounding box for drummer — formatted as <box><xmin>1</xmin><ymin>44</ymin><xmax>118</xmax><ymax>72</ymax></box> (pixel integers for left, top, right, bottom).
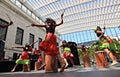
<box><xmin>94</xmin><ymin>26</ymin><xmax>118</xmax><ymax>66</ymax></box>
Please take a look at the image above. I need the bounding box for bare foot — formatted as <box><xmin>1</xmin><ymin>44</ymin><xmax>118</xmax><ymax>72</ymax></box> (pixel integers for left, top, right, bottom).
<box><xmin>38</xmin><ymin>64</ymin><xmax>46</xmax><ymax>70</ymax></box>
<box><xmin>60</xmin><ymin>63</ymin><xmax>66</xmax><ymax>72</ymax></box>
<box><xmin>11</xmin><ymin>69</ymin><xmax>15</xmax><ymax>72</ymax></box>
<box><xmin>110</xmin><ymin>61</ymin><xmax>118</xmax><ymax>66</ymax></box>
<box><xmin>65</xmin><ymin>63</ymin><xmax>68</xmax><ymax>68</ymax></box>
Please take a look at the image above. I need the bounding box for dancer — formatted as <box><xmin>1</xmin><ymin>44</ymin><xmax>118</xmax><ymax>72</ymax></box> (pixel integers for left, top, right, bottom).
<box><xmin>0</xmin><ymin>21</ymin><xmax>13</xmax><ymax>28</ymax></box>
<box><xmin>80</xmin><ymin>44</ymin><xmax>91</xmax><ymax>67</ymax></box>
<box><xmin>80</xmin><ymin>44</ymin><xmax>87</xmax><ymax>55</ymax></box>
<box><xmin>34</xmin><ymin>54</ymin><xmax>43</xmax><ymax>71</ymax></box>
<box><xmin>30</xmin><ymin>12</ymin><xmax>66</xmax><ymax>72</ymax></box>
<box><xmin>94</xmin><ymin>26</ymin><xmax>118</xmax><ymax>66</ymax></box>
<box><xmin>11</xmin><ymin>43</ymin><xmax>32</xmax><ymax>72</ymax></box>
<box><xmin>60</xmin><ymin>40</ymin><xmax>75</xmax><ymax>68</ymax></box>
<box><xmin>11</xmin><ymin>41</ymin><xmax>38</xmax><ymax>72</ymax></box>
<box><xmin>33</xmin><ymin>48</ymin><xmax>39</xmax><ymax>55</ymax></box>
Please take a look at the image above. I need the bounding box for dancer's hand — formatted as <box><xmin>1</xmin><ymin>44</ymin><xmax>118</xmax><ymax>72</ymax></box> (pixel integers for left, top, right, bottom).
<box><xmin>31</xmin><ymin>23</ymin><xmax>36</xmax><ymax>27</ymax></box>
<box><xmin>11</xmin><ymin>46</ymin><xmax>15</xmax><ymax>49</ymax></box>
<box><xmin>61</xmin><ymin>13</ymin><xmax>64</xmax><ymax>18</ymax></box>
<box><xmin>9</xmin><ymin>21</ymin><xmax>13</xmax><ymax>25</ymax></box>
<box><xmin>103</xmin><ymin>26</ymin><xmax>106</xmax><ymax>30</ymax></box>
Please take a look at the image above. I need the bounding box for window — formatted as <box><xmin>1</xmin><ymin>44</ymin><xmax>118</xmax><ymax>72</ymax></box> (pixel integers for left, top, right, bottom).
<box><xmin>38</xmin><ymin>37</ymin><xmax>42</xmax><ymax>44</ymax></box>
<box><xmin>0</xmin><ymin>19</ymin><xmax>8</xmax><ymax>40</ymax></box>
<box><xmin>38</xmin><ymin>38</ymin><xmax>42</xmax><ymax>49</ymax></box>
<box><xmin>15</xmin><ymin>27</ymin><xmax>24</xmax><ymax>45</ymax></box>
<box><xmin>29</xmin><ymin>33</ymin><xmax>34</xmax><ymax>48</ymax></box>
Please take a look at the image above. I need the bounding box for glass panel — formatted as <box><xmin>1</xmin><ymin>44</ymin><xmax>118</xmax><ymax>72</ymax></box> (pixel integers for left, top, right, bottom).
<box><xmin>16</xmin><ymin>0</ymin><xmax>22</xmax><ymax>8</ymax></box>
<box><xmin>21</xmin><ymin>5</ymin><xmax>27</xmax><ymax>12</ymax></box>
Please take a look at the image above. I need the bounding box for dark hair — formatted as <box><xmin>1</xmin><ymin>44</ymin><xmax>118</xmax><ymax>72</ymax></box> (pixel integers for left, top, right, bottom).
<box><xmin>23</xmin><ymin>45</ymin><xmax>30</xmax><ymax>51</ymax></box>
<box><xmin>45</xmin><ymin>18</ymin><xmax>56</xmax><ymax>24</ymax></box>
<box><xmin>62</xmin><ymin>40</ymin><xmax>67</xmax><ymax>43</ymax></box>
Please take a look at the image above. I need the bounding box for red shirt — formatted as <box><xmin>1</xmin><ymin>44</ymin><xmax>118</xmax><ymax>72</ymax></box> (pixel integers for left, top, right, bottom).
<box><xmin>37</xmin><ymin>56</ymin><xmax>42</xmax><ymax>63</ymax></box>
<box><xmin>21</xmin><ymin>51</ymin><xmax>29</xmax><ymax>59</ymax></box>
<box><xmin>33</xmin><ymin>50</ymin><xmax>39</xmax><ymax>54</ymax></box>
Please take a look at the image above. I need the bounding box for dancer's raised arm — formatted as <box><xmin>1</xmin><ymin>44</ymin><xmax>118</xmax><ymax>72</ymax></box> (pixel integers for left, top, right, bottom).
<box><xmin>0</xmin><ymin>21</ymin><xmax>13</xmax><ymax>28</ymax></box>
<box><xmin>12</xmin><ymin>46</ymin><xmax>24</xmax><ymax>49</ymax></box>
<box><xmin>55</xmin><ymin>12</ymin><xmax>64</xmax><ymax>26</ymax></box>
<box><xmin>31</xmin><ymin>23</ymin><xmax>46</xmax><ymax>28</ymax></box>
<box><xmin>29</xmin><ymin>40</ymin><xmax>38</xmax><ymax>46</ymax></box>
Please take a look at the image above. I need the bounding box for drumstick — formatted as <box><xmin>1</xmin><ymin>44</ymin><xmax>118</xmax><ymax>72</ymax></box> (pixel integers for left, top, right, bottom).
<box><xmin>26</xmin><ymin>25</ymin><xmax>31</xmax><ymax>27</ymax></box>
<box><xmin>63</xmin><ymin>8</ymin><xmax>66</xmax><ymax>13</ymax></box>
<box><xmin>29</xmin><ymin>40</ymin><xmax>39</xmax><ymax>46</ymax></box>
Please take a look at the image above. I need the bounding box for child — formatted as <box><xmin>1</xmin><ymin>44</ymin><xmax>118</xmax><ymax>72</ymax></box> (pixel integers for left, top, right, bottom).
<box><xmin>11</xmin><ymin>44</ymin><xmax>31</xmax><ymax>72</ymax></box>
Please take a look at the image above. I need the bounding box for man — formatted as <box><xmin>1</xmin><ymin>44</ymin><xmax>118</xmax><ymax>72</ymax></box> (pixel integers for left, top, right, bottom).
<box><xmin>94</xmin><ymin>26</ymin><xmax>118</xmax><ymax>66</ymax></box>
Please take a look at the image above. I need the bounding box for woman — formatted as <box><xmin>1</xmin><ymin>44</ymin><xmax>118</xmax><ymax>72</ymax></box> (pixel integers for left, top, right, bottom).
<box><xmin>11</xmin><ymin>44</ymin><xmax>32</xmax><ymax>72</ymax></box>
<box><xmin>60</xmin><ymin>40</ymin><xmax>75</xmax><ymax>68</ymax></box>
<box><xmin>11</xmin><ymin>41</ymin><xmax>38</xmax><ymax>72</ymax></box>
<box><xmin>80</xmin><ymin>44</ymin><xmax>91</xmax><ymax>67</ymax></box>
<box><xmin>31</xmin><ymin>12</ymin><xmax>66</xmax><ymax>72</ymax></box>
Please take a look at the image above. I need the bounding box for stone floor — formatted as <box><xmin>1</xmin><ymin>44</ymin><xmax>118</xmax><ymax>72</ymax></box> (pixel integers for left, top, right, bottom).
<box><xmin>0</xmin><ymin>65</ymin><xmax>120</xmax><ymax>77</ymax></box>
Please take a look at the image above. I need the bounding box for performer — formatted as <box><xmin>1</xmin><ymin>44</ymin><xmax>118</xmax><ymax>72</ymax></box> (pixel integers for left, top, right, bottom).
<box><xmin>80</xmin><ymin>44</ymin><xmax>87</xmax><ymax>55</ymax></box>
<box><xmin>11</xmin><ymin>43</ymin><xmax>32</xmax><ymax>72</ymax></box>
<box><xmin>34</xmin><ymin>54</ymin><xmax>43</xmax><ymax>71</ymax></box>
<box><xmin>60</xmin><ymin>40</ymin><xmax>75</xmax><ymax>68</ymax></box>
<box><xmin>11</xmin><ymin>41</ymin><xmax>38</xmax><ymax>72</ymax></box>
<box><xmin>30</xmin><ymin>12</ymin><xmax>66</xmax><ymax>72</ymax></box>
<box><xmin>0</xmin><ymin>21</ymin><xmax>13</xmax><ymax>28</ymax></box>
<box><xmin>33</xmin><ymin>48</ymin><xmax>39</xmax><ymax>55</ymax></box>
<box><xmin>80</xmin><ymin>44</ymin><xmax>91</xmax><ymax>67</ymax></box>
<box><xmin>94</xmin><ymin>26</ymin><xmax>118</xmax><ymax>66</ymax></box>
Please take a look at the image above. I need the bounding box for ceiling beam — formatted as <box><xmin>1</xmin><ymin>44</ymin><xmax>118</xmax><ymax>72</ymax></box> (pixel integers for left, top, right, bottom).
<box><xmin>59</xmin><ymin>22</ymin><xmax>120</xmax><ymax>34</ymax></box>
<box><xmin>53</xmin><ymin>2</ymin><xmax>120</xmax><ymax>20</ymax></box>
<box><xmin>41</xmin><ymin>0</ymin><xmax>93</xmax><ymax>16</ymax></box>
<box><xmin>33</xmin><ymin>0</ymin><xmax>59</xmax><ymax>10</ymax></box>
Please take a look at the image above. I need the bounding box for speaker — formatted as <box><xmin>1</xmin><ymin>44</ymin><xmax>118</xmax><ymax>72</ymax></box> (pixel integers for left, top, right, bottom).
<box><xmin>32</xmin><ymin>54</ymin><xmax>39</xmax><ymax>60</ymax></box>
<box><xmin>0</xmin><ymin>40</ymin><xmax>5</xmax><ymax>59</ymax></box>
<box><xmin>13</xmin><ymin>53</ymin><xmax>18</xmax><ymax>60</ymax></box>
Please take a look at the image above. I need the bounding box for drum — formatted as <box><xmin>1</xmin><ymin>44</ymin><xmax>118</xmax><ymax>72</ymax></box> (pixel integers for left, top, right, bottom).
<box><xmin>95</xmin><ymin>51</ymin><xmax>109</xmax><ymax>68</ymax></box>
<box><xmin>34</xmin><ymin>62</ymin><xmax>42</xmax><ymax>71</ymax></box>
<box><xmin>45</xmin><ymin>55</ymin><xmax>58</xmax><ymax>73</ymax></box>
<box><xmin>82</xmin><ymin>53</ymin><xmax>91</xmax><ymax>67</ymax></box>
<box><xmin>23</xmin><ymin>64</ymin><xmax>30</xmax><ymax>72</ymax></box>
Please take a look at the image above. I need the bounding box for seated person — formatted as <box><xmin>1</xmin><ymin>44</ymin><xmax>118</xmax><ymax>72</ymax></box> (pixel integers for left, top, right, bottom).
<box><xmin>94</xmin><ymin>26</ymin><xmax>118</xmax><ymax>66</ymax></box>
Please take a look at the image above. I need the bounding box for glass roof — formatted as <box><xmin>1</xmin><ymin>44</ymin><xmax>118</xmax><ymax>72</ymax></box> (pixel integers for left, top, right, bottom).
<box><xmin>9</xmin><ymin>0</ymin><xmax>120</xmax><ymax>44</ymax></box>
<box><xmin>17</xmin><ymin>0</ymin><xmax>120</xmax><ymax>35</ymax></box>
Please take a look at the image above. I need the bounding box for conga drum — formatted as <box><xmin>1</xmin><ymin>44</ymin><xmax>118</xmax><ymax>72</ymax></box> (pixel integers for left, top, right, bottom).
<box><xmin>95</xmin><ymin>51</ymin><xmax>109</xmax><ymax>68</ymax></box>
<box><xmin>45</xmin><ymin>55</ymin><xmax>58</xmax><ymax>73</ymax></box>
<box><xmin>82</xmin><ymin>53</ymin><xmax>91</xmax><ymax>67</ymax></box>
<box><xmin>23</xmin><ymin>64</ymin><xmax>29</xmax><ymax>72</ymax></box>
<box><xmin>34</xmin><ymin>62</ymin><xmax>42</xmax><ymax>71</ymax></box>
